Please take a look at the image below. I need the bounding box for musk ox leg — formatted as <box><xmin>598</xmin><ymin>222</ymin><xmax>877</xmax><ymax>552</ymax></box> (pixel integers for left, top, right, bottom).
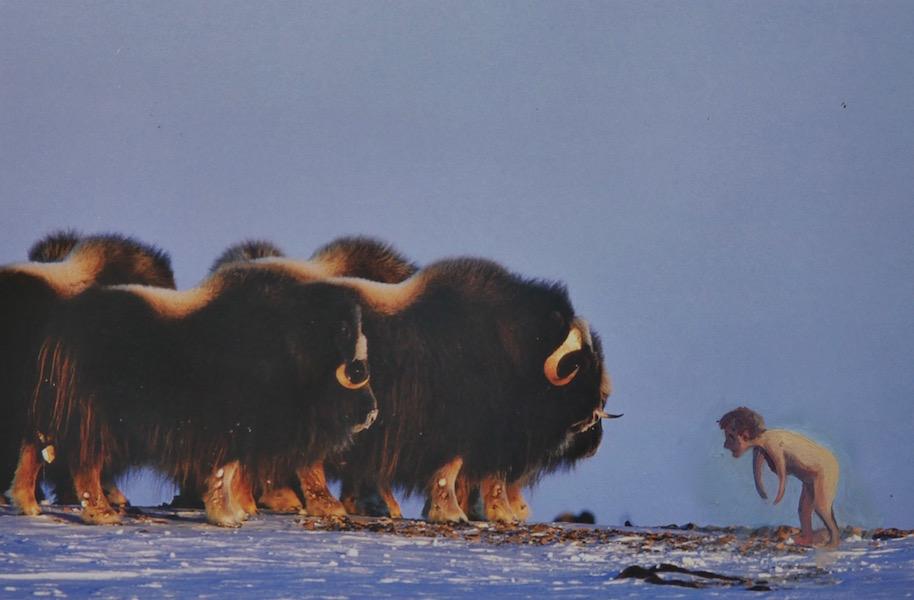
<box><xmin>102</xmin><ymin>477</ymin><xmax>129</xmax><ymax>510</ymax></box>
<box><xmin>378</xmin><ymin>483</ymin><xmax>403</xmax><ymax>519</ymax></box>
<box><xmin>46</xmin><ymin>460</ymin><xmax>77</xmax><ymax>504</ymax></box>
<box><xmin>73</xmin><ymin>466</ymin><xmax>122</xmax><ymax>525</ymax></box>
<box><xmin>258</xmin><ymin>484</ymin><xmax>304</xmax><ymax>513</ymax></box>
<box><xmin>455</xmin><ymin>476</ymin><xmax>486</xmax><ymax>521</ymax></box>
<box><xmin>455</xmin><ymin>473</ymin><xmax>470</xmax><ymax>515</ymax></box>
<box><xmin>426</xmin><ymin>457</ymin><xmax>468</xmax><ymax>523</ymax></box>
<box><xmin>480</xmin><ymin>475</ymin><xmax>517</xmax><ymax>523</ymax></box>
<box><xmin>10</xmin><ymin>442</ymin><xmax>42</xmax><ymax>516</ymax></box>
<box><xmin>296</xmin><ymin>461</ymin><xmax>347</xmax><ymax>517</ymax></box>
<box><xmin>506</xmin><ymin>482</ymin><xmax>531</xmax><ymax>522</ymax></box>
<box><xmin>339</xmin><ymin>475</ymin><xmax>395</xmax><ymax>517</ymax></box>
<box><xmin>204</xmin><ymin>461</ymin><xmax>245</xmax><ymax>528</ymax></box>
<box><xmin>339</xmin><ymin>475</ymin><xmax>360</xmax><ymax>515</ymax></box>
<box><xmin>232</xmin><ymin>467</ymin><xmax>258</xmax><ymax>517</ymax></box>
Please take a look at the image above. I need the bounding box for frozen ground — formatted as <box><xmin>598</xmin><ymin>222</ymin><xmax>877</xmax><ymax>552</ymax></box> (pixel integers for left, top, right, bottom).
<box><xmin>0</xmin><ymin>506</ymin><xmax>912</xmax><ymax>598</ymax></box>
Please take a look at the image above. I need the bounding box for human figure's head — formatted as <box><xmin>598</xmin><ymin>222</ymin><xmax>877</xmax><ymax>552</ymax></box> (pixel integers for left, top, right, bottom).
<box><xmin>718</xmin><ymin>407</ymin><xmax>766</xmax><ymax>458</ymax></box>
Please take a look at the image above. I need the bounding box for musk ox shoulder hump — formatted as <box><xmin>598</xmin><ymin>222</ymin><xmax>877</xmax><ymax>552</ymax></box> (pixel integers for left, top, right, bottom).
<box><xmin>310</xmin><ymin>236</ymin><xmax>419</xmax><ymax>283</ymax></box>
<box><xmin>28</xmin><ymin>230</ymin><xmax>82</xmax><ymax>262</ymax></box>
<box><xmin>209</xmin><ymin>240</ymin><xmax>285</xmax><ymax>273</ymax></box>
<box><xmin>73</xmin><ymin>234</ymin><xmax>175</xmax><ymax>289</ymax></box>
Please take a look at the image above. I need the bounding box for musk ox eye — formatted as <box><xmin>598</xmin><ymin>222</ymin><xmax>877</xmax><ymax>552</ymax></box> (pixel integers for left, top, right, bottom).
<box><xmin>336</xmin><ymin>360</ymin><xmax>369</xmax><ymax>390</ymax></box>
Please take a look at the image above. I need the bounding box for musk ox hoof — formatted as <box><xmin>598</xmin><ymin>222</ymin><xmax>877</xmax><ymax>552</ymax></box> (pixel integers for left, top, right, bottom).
<box><xmin>81</xmin><ymin>507</ymin><xmax>123</xmax><ymax>525</ymax></box>
<box><xmin>303</xmin><ymin>496</ymin><xmax>348</xmax><ymax>518</ymax></box>
<box><xmin>214</xmin><ymin>518</ymin><xmax>243</xmax><ymax>529</ymax></box>
<box><xmin>485</xmin><ymin>503</ymin><xmax>518</xmax><ymax>524</ymax></box>
<box><xmin>11</xmin><ymin>492</ymin><xmax>41</xmax><ymax>517</ymax></box>
<box><xmin>16</xmin><ymin>503</ymin><xmax>42</xmax><ymax>517</ymax></box>
<box><xmin>259</xmin><ymin>488</ymin><xmax>303</xmax><ymax>513</ymax></box>
<box><xmin>427</xmin><ymin>504</ymin><xmax>469</xmax><ymax>524</ymax></box>
<box><xmin>511</xmin><ymin>503</ymin><xmax>530</xmax><ymax>523</ymax></box>
<box><xmin>508</xmin><ymin>497</ymin><xmax>530</xmax><ymax>522</ymax></box>
<box><xmin>207</xmin><ymin>513</ymin><xmax>244</xmax><ymax>528</ymax></box>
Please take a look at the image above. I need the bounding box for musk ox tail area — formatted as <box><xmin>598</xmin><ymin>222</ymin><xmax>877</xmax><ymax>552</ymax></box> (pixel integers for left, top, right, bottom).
<box><xmin>209</xmin><ymin>240</ymin><xmax>286</xmax><ymax>273</ymax></box>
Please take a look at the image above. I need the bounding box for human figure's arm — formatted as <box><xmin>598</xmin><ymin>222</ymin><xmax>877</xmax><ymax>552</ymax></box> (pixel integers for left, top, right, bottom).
<box><xmin>770</xmin><ymin>446</ymin><xmax>787</xmax><ymax>505</ymax></box>
<box><xmin>752</xmin><ymin>448</ymin><xmax>768</xmax><ymax>500</ymax></box>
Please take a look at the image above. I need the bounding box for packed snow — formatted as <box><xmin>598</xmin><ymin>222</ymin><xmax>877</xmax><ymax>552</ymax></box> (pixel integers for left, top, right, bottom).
<box><xmin>0</xmin><ymin>506</ymin><xmax>912</xmax><ymax>598</ymax></box>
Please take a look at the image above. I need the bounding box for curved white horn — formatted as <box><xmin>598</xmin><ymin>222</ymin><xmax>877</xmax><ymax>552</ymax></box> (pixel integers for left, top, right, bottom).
<box><xmin>544</xmin><ymin>321</ymin><xmax>585</xmax><ymax>386</ymax></box>
<box><xmin>336</xmin><ymin>361</ymin><xmax>369</xmax><ymax>390</ymax></box>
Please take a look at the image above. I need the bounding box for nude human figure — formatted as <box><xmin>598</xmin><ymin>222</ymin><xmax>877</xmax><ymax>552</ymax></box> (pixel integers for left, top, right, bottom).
<box><xmin>719</xmin><ymin>407</ymin><xmax>841</xmax><ymax>548</ymax></box>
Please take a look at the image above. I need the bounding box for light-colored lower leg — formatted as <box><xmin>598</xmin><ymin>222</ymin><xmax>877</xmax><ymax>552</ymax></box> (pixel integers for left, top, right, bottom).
<box><xmin>815</xmin><ymin>478</ymin><xmax>841</xmax><ymax>548</ymax></box>
<box><xmin>11</xmin><ymin>443</ymin><xmax>42</xmax><ymax>516</ymax></box>
<box><xmin>794</xmin><ymin>483</ymin><xmax>815</xmax><ymax>546</ymax></box>
<box><xmin>378</xmin><ymin>482</ymin><xmax>402</xmax><ymax>519</ymax></box>
<box><xmin>426</xmin><ymin>457</ymin><xmax>468</xmax><ymax>523</ymax></box>
<box><xmin>74</xmin><ymin>466</ymin><xmax>122</xmax><ymax>525</ymax></box>
<box><xmin>258</xmin><ymin>484</ymin><xmax>303</xmax><ymax>512</ymax></box>
<box><xmin>480</xmin><ymin>475</ymin><xmax>517</xmax><ymax>523</ymax></box>
<box><xmin>204</xmin><ymin>461</ymin><xmax>244</xmax><ymax>528</ymax></box>
<box><xmin>297</xmin><ymin>461</ymin><xmax>346</xmax><ymax>517</ymax></box>
<box><xmin>506</xmin><ymin>482</ymin><xmax>531</xmax><ymax>522</ymax></box>
<box><xmin>232</xmin><ymin>468</ymin><xmax>257</xmax><ymax>518</ymax></box>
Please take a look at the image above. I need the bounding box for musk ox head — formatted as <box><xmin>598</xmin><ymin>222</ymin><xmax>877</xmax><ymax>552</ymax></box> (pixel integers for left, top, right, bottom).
<box><xmin>495</xmin><ymin>279</ymin><xmax>609</xmax><ymax>447</ymax></box>
<box><xmin>263</xmin><ymin>278</ymin><xmax>379</xmax><ymax>443</ymax></box>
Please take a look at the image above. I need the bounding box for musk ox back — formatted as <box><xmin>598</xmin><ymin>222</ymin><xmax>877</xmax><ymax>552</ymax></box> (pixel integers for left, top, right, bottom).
<box><xmin>1</xmin><ymin>232</ymin><xmax>175</xmax><ymax>506</ymax></box>
<box><xmin>14</xmin><ymin>266</ymin><xmax>377</xmax><ymax>527</ymax></box>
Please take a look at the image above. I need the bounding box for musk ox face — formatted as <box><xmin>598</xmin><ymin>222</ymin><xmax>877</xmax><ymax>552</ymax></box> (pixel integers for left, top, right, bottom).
<box><xmin>297</xmin><ymin>297</ymin><xmax>378</xmax><ymax>441</ymax></box>
<box><xmin>531</xmin><ymin>309</ymin><xmax>608</xmax><ymax>438</ymax></box>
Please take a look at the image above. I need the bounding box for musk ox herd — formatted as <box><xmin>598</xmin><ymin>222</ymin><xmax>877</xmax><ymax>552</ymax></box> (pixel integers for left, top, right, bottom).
<box><xmin>1</xmin><ymin>232</ymin><xmax>618</xmax><ymax>527</ymax></box>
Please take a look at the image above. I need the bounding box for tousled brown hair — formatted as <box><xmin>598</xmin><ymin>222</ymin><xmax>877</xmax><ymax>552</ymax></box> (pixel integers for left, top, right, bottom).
<box><xmin>718</xmin><ymin>406</ymin><xmax>766</xmax><ymax>439</ymax></box>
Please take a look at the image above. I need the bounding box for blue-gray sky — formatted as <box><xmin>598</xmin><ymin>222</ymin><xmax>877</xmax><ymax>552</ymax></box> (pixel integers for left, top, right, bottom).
<box><xmin>2</xmin><ymin>2</ymin><xmax>912</xmax><ymax>528</ymax></box>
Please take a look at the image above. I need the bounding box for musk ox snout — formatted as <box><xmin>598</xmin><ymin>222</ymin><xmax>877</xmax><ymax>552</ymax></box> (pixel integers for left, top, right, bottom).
<box><xmin>351</xmin><ymin>389</ymin><xmax>379</xmax><ymax>433</ymax></box>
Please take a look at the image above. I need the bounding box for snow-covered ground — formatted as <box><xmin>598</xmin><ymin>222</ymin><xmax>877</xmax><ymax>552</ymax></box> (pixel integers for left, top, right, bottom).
<box><xmin>0</xmin><ymin>506</ymin><xmax>912</xmax><ymax>598</ymax></box>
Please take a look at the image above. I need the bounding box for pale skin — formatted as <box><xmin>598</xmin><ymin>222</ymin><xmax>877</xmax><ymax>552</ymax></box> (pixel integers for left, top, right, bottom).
<box><xmin>723</xmin><ymin>426</ymin><xmax>841</xmax><ymax>548</ymax></box>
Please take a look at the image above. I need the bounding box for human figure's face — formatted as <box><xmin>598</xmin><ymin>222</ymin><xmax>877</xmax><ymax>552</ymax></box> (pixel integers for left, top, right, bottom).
<box><xmin>722</xmin><ymin>425</ymin><xmax>750</xmax><ymax>457</ymax></box>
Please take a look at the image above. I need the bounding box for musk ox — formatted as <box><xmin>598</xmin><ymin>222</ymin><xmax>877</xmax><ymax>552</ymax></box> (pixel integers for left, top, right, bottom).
<box><xmin>200</xmin><ymin>237</ymin><xmax>418</xmax><ymax>516</ymax></box>
<box><xmin>1</xmin><ymin>232</ymin><xmax>176</xmax><ymax>507</ymax></box>
<box><xmin>12</xmin><ymin>265</ymin><xmax>378</xmax><ymax>527</ymax></box>
<box><xmin>216</xmin><ymin>241</ymin><xmax>610</xmax><ymax>523</ymax></box>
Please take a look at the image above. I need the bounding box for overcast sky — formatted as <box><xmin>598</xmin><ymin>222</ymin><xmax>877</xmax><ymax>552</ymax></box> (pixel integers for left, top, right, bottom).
<box><xmin>2</xmin><ymin>2</ymin><xmax>912</xmax><ymax>528</ymax></box>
